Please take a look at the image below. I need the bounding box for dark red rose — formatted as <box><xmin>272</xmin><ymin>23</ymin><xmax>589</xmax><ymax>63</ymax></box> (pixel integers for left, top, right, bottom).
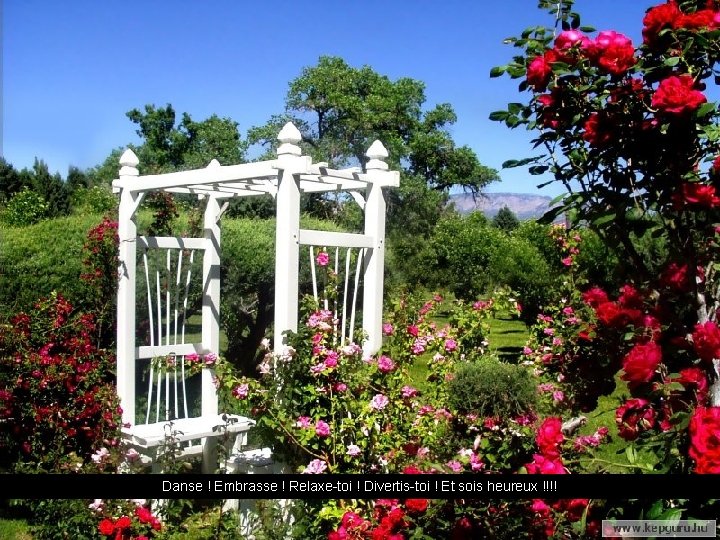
<box><xmin>98</xmin><ymin>519</ymin><xmax>115</xmax><ymax>536</ymax></box>
<box><xmin>677</xmin><ymin>367</ymin><xmax>708</xmax><ymax>401</ymax></box>
<box><xmin>622</xmin><ymin>341</ymin><xmax>662</xmax><ymax>384</ymax></box>
<box><xmin>616</xmin><ymin>398</ymin><xmax>657</xmax><ymax>440</ymax></box>
<box><xmin>672</xmin><ymin>182</ymin><xmax>720</xmax><ymax>209</ymax></box>
<box><xmin>582</xmin><ymin>287</ymin><xmax>609</xmax><ymax>308</ymax></box>
<box><xmin>643</xmin><ymin>1</ymin><xmax>682</xmax><ymax>46</ymax></box>
<box><xmin>405</xmin><ymin>499</ymin><xmax>428</xmax><ymax>515</ymax></box>
<box><xmin>689</xmin><ymin>406</ymin><xmax>720</xmax><ymax>473</ymax></box>
<box><xmin>582</xmin><ymin>113</ymin><xmax>614</xmax><ymax>147</ymax></box>
<box><xmin>692</xmin><ymin>321</ymin><xmax>720</xmax><ymax>362</ymax></box>
<box><xmin>652</xmin><ymin>74</ymin><xmax>707</xmax><ymax>115</ymax></box>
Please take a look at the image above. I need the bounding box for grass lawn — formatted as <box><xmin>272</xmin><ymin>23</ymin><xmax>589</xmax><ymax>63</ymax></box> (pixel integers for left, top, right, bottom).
<box><xmin>0</xmin><ymin>516</ymin><xmax>32</xmax><ymax>540</ymax></box>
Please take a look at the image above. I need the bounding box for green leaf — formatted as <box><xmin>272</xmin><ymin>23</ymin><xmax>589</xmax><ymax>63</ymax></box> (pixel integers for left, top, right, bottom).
<box><xmin>592</xmin><ymin>212</ymin><xmax>617</xmax><ymax>226</ymax></box>
<box><xmin>489</xmin><ymin>111</ymin><xmax>509</xmax><ymax>121</ymax></box>
<box><xmin>663</xmin><ymin>56</ymin><xmax>681</xmax><ymax>67</ymax></box>
<box><xmin>696</xmin><ymin>102</ymin><xmax>716</xmax><ymax>118</ymax></box>
<box><xmin>490</xmin><ymin>66</ymin><xmax>506</xmax><ymax>78</ymax></box>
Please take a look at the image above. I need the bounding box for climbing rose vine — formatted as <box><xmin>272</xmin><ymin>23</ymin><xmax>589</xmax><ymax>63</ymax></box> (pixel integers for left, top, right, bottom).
<box><xmin>492</xmin><ymin>1</ymin><xmax>720</xmax><ymax>505</ymax></box>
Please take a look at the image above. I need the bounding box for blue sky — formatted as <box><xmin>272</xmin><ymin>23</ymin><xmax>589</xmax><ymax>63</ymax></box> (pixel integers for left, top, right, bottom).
<box><xmin>4</xmin><ymin>1</ymin><xmax>658</xmax><ymax>196</ymax></box>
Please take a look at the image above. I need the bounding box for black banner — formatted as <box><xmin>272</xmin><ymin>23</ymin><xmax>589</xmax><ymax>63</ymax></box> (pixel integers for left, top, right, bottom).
<box><xmin>2</xmin><ymin>474</ymin><xmax>719</xmax><ymax>499</ymax></box>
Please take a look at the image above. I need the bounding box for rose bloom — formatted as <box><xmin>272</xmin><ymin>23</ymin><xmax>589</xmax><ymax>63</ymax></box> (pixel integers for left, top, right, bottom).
<box><xmin>525</xmin><ymin>454</ymin><xmax>566</xmax><ymax>474</ymax></box>
<box><xmin>692</xmin><ymin>321</ymin><xmax>720</xmax><ymax>362</ymax></box>
<box><xmin>588</xmin><ymin>30</ymin><xmax>636</xmax><ymax>75</ymax></box>
<box><xmin>554</xmin><ymin>30</ymin><xmax>591</xmax><ymax>59</ymax></box>
<box><xmin>526</xmin><ymin>49</ymin><xmax>558</xmax><ymax>91</ymax></box>
<box><xmin>98</xmin><ymin>519</ymin><xmax>115</xmax><ymax>536</ymax></box>
<box><xmin>315</xmin><ymin>251</ymin><xmax>329</xmax><ymax>266</ymax></box>
<box><xmin>444</xmin><ymin>338</ymin><xmax>458</xmax><ymax>352</ymax></box>
<box><xmin>652</xmin><ymin>74</ymin><xmax>707</xmax><ymax>115</ymax></box>
<box><xmin>689</xmin><ymin>406</ymin><xmax>720</xmax><ymax>473</ymax></box>
<box><xmin>382</xmin><ymin>322</ymin><xmax>394</xmax><ymax>336</ymax></box>
<box><xmin>346</xmin><ymin>444</ymin><xmax>361</xmax><ymax>457</ymax></box>
<box><xmin>401</xmin><ymin>385</ymin><xmax>418</xmax><ymax>398</ymax></box>
<box><xmin>643</xmin><ymin>1</ymin><xmax>682</xmax><ymax>46</ymax></box>
<box><xmin>582</xmin><ymin>286</ymin><xmax>609</xmax><ymax>308</ymax></box>
<box><xmin>370</xmin><ymin>394</ymin><xmax>390</xmax><ymax>411</ymax></box>
<box><xmin>713</xmin><ymin>155</ymin><xmax>720</xmax><ymax>174</ymax></box>
<box><xmin>536</xmin><ymin>417</ymin><xmax>564</xmax><ymax>458</ymax></box>
<box><xmin>315</xmin><ymin>420</ymin><xmax>331</xmax><ymax>437</ymax></box>
<box><xmin>677</xmin><ymin>8</ymin><xmax>720</xmax><ymax>30</ymax></box>
<box><xmin>673</xmin><ymin>182</ymin><xmax>720</xmax><ymax>209</ymax></box>
<box><xmin>660</xmin><ymin>262</ymin><xmax>691</xmax><ymax>292</ymax></box>
<box><xmin>296</xmin><ymin>416</ymin><xmax>312</xmax><ymax>428</ymax></box>
<box><xmin>583</xmin><ymin>113</ymin><xmax>614</xmax><ymax>147</ymax></box>
<box><xmin>303</xmin><ymin>459</ymin><xmax>328</xmax><ymax>474</ymax></box>
<box><xmin>616</xmin><ymin>398</ymin><xmax>656</xmax><ymax>441</ymax></box>
<box><xmin>621</xmin><ymin>341</ymin><xmax>662</xmax><ymax>384</ymax></box>
<box><xmin>232</xmin><ymin>383</ymin><xmax>249</xmax><ymax>399</ymax></box>
<box><xmin>405</xmin><ymin>498</ymin><xmax>429</xmax><ymax>515</ymax></box>
<box><xmin>377</xmin><ymin>355</ymin><xmax>396</xmax><ymax>373</ymax></box>
<box><xmin>677</xmin><ymin>367</ymin><xmax>709</xmax><ymax>400</ymax></box>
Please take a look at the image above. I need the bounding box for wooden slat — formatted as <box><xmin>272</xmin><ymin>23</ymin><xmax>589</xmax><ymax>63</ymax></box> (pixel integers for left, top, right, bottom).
<box><xmin>137</xmin><ymin>343</ymin><xmax>203</xmax><ymax>359</ymax></box>
<box><xmin>298</xmin><ymin>229</ymin><xmax>374</xmax><ymax>249</ymax></box>
<box><xmin>138</xmin><ymin>236</ymin><xmax>206</xmax><ymax>250</ymax></box>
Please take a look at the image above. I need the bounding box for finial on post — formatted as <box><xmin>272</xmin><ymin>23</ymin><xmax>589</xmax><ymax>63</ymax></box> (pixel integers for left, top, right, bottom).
<box><xmin>277</xmin><ymin>122</ymin><xmax>302</xmax><ymax>157</ymax></box>
<box><xmin>365</xmin><ymin>140</ymin><xmax>389</xmax><ymax>171</ymax></box>
<box><xmin>119</xmin><ymin>148</ymin><xmax>139</xmax><ymax>177</ymax></box>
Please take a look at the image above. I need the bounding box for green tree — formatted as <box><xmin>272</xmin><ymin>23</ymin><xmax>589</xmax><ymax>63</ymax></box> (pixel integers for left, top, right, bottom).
<box><xmin>492</xmin><ymin>205</ymin><xmax>520</xmax><ymax>232</ymax></box>
<box><xmin>0</xmin><ymin>158</ymin><xmax>25</xmax><ymax>204</ymax></box>
<box><xmin>126</xmin><ymin>104</ymin><xmax>247</xmax><ymax>174</ymax></box>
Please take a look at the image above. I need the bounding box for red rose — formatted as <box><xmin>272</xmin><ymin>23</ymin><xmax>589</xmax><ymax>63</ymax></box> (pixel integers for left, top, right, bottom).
<box><xmin>673</xmin><ymin>182</ymin><xmax>720</xmax><ymax>208</ymax></box>
<box><xmin>677</xmin><ymin>9</ymin><xmax>719</xmax><ymax>30</ymax></box>
<box><xmin>452</xmin><ymin>516</ymin><xmax>474</xmax><ymax>540</ymax></box>
<box><xmin>616</xmin><ymin>398</ymin><xmax>657</xmax><ymax>440</ymax></box>
<box><xmin>622</xmin><ymin>341</ymin><xmax>662</xmax><ymax>384</ymax></box>
<box><xmin>114</xmin><ymin>516</ymin><xmax>132</xmax><ymax>530</ymax></box>
<box><xmin>536</xmin><ymin>417</ymin><xmax>564</xmax><ymax>458</ymax></box>
<box><xmin>582</xmin><ymin>113</ymin><xmax>614</xmax><ymax>147</ymax></box>
<box><xmin>643</xmin><ymin>1</ymin><xmax>682</xmax><ymax>46</ymax></box>
<box><xmin>661</xmin><ymin>262</ymin><xmax>692</xmax><ymax>291</ymax></box>
<box><xmin>713</xmin><ymin>155</ymin><xmax>720</xmax><ymax>173</ymax></box>
<box><xmin>595</xmin><ymin>301</ymin><xmax>641</xmax><ymax>328</ymax></box>
<box><xmin>677</xmin><ymin>367</ymin><xmax>708</xmax><ymax>396</ymax></box>
<box><xmin>692</xmin><ymin>321</ymin><xmax>720</xmax><ymax>362</ymax></box>
<box><xmin>98</xmin><ymin>519</ymin><xmax>115</xmax><ymax>536</ymax></box>
<box><xmin>588</xmin><ymin>30</ymin><xmax>636</xmax><ymax>75</ymax></box>
<box><xmin>525</xmin><ymin>453</ymin><xmax>566</xmax><ymax>474</ymax></box>
<box><xmin>405</xmin><ymin>498</ymin><xmax>428</xmax><ymax>515</ymax></box>
<box><xmin>527</xmin><ymin>50</ymin><xmax>558</xmax><ymax>91</ymax></box>
<box><xmin>582</xmin><ymin>286</ymin><xmax>609</xmax><ymax>308</ymax></box>
<box><xmin>652</xmin><ymin>74</ymin><xmax>707</xmax><ymax>115</ymax></box>
<box><xmin>618</xmin><ymin>284</ymin><xmax>644</xmax><ymax>309</ymax></box>
<box><xmin>689</xmin><ymin>406</ymin><xmax>720</xmax><ymax>473</ymax></box>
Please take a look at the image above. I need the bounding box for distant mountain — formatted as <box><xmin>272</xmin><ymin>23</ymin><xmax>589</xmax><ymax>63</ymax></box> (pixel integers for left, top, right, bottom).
<box><xmin>449</xmin><ymin>192</ymin><xmax>557</xmax><ymax>220</ymax></box>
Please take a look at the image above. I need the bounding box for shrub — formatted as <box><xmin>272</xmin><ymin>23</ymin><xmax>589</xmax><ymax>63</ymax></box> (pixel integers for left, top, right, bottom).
<box><xmin>1</xmin><ymin>187</ymin><xmax>48</xmax><ymax>226</ymax></box>
<box><xmin>72</xmin><ymin>186</ymin><xmax>117</xmax><ymax>214</ymax></box>
<box><xmin>447</xmin><ymin>357</ymin><xmax>537</xmax><ymax>418</ymax></box>
<box><xmin>0</xmin><ymin>293</ymin><xmax>121</xmax><ymax>471</ymax></box>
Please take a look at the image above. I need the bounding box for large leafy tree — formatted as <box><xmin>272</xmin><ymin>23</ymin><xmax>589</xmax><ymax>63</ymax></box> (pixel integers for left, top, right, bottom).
<box><xmin>248</xmin><ymin>56</ymin><xmax>498</xmax><ymax>229</ymax></box>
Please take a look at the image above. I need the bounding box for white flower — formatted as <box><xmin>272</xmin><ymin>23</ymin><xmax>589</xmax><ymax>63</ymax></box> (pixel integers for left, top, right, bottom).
<box><xmin>88</xmin><ymin>499</ymin><xmax>104</xmax><ymax>512</ymax></box>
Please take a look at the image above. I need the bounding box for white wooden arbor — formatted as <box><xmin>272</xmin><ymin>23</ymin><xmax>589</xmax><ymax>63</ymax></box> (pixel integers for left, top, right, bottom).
<box><xmin>113</xmin><ymin>122</ymin><xmax>399</xmax><ymax>471</ymax></box>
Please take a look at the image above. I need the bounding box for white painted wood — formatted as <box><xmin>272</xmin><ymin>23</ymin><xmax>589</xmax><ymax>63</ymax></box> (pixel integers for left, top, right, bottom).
<box><xmin>273</xmin><ymin>125</ymin><xmax>303</xmax><ymax>353</ymax></box>
<box><xmin>202</xmin><ymin>197</ymin><xmax>222</xmax><ymax>417</ymax></box>
<box><xmin>298</xmin><ymin>229</ymin><xmax>374</xmax><ymax>249</ymax></box>
<box><xmin>138</xmin><ymin>236</ymin><xmax>206</xmax><ymax>250</ymax></box>
<box><xmin>362</xmin><ymin>141</ymin><xmax>389</xmax><ymax>356</ymax></box>
<box><xmin>341</xmin><ymin>248</ymin><xmax>352</xmax><ymax>344</ymax></box>
<box><xmin>137</xmin><ymin>343</ymin><xmax>200</xmax><ymax>359</ymax></box>
<box><xmin>310</xmin><ymin>247</ymin><xmax>318</xmax><ymax>303</ymax></box>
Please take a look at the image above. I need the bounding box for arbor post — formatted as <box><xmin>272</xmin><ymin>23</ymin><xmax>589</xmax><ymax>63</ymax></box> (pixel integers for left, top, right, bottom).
<box><xmin>116</xmin><ymin>149</ymin><xmax>142</xmax><ymax>426</ymax></box>
<box><xmin>273</xmin><ymin>123</ymin><xmax>306</xmax><ymax>353</ymax></box>
<box><xmin>362</xmin><ymin>141</ymin><xmax>390</xmax><ymax>357</ymax></box>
